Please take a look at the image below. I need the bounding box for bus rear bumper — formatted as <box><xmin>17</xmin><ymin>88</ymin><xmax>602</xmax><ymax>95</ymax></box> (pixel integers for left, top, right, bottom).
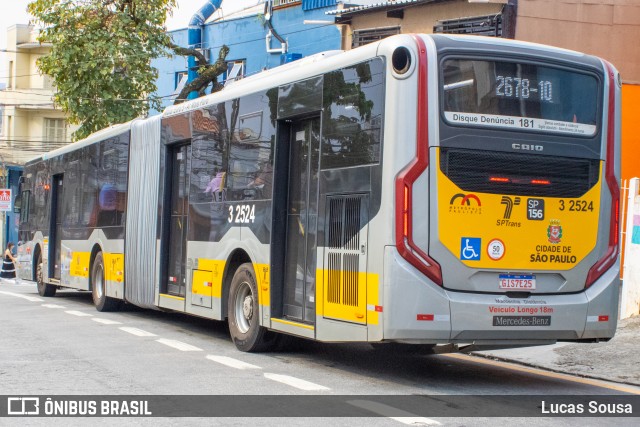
<box><xmin>448</xmin><ymin>264</ymin><xmax>619</xmax><ymax>342</ymax></box>
<box><xmin>383</xmin><ymin>247</ymin><xmax>620</xmax><ymax>344</ymax></box>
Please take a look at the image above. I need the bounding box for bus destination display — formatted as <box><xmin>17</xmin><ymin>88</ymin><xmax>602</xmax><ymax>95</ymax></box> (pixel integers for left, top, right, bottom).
<box><xmin>442</xmin><ymin>59</ymin><xmax>599</xmax><ymax>136</ymax></box>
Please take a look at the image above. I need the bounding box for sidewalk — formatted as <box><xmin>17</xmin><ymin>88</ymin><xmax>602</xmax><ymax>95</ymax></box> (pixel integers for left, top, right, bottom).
<box><xmin>472</xmin><ymin>315</ymin><xmax>640</xmax><ymax>386</ymax></box>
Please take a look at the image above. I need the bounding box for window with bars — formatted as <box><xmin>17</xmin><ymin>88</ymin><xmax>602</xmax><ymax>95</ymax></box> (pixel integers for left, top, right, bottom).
<box><xmin>434</xmin><ymin>14</ymin><xmax>503</xmax><ymax>37</ymax></box>
<box><xmin>44</xmin><ymin>118</ymin><xmax>68</xmax><ymax>143</ymax></box>
<box><xmin>273</xmin><ymin>0</ymin><xmax>301</xmax><ymax>7</ymax></box>
<box><xmin>351</xmin><ymin>26</ymin><xmax>401</xmax><ymax>49</ymax></box>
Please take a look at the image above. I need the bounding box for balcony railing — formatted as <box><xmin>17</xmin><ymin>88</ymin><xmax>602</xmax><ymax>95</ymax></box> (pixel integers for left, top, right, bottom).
<box><xmin>273</xmin><ymin>0</ymin><xmax>300</xmax><ymax>7</ymax></box>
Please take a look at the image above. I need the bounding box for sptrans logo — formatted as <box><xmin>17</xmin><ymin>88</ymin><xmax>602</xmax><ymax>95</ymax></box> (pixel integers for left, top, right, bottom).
<box><xmin>449</xmin><ymin>193</ymin><xmax>482</xmax><ymax>215</ymax></box>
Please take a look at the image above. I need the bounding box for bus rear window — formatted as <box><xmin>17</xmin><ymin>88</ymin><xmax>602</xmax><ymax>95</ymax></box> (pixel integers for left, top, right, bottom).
<box><xmin>441</xmin><ymin>59</ymin><xmax>599</xmax><ymax>136</ymax></box>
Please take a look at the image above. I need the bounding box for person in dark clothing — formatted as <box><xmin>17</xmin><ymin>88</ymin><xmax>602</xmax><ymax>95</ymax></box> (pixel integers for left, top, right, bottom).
<box><xmin>0</xmin><ymin>242</ymin><xmax>17</xmax><ymax>279</ymax></box>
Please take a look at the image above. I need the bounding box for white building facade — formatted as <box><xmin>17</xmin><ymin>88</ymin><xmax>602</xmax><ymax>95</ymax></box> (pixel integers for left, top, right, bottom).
<box><xmin>0</xmin><ymin>24</ymin><xmax>77</xmax><ymax>166</ymax></box>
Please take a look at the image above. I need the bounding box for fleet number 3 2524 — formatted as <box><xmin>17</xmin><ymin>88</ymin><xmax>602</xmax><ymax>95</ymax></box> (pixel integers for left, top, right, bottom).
<box><xmin>559</xmin><ymin>199</ymin><xmax>594</xmax><ymax>212</ymax></box>
<box><xmin>228</xmin><ymin>204</ymin><xmax>256</xmax><ymax>223</ymax></box>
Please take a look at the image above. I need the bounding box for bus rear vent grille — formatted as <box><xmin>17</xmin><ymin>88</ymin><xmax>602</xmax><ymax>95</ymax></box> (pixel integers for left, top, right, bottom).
<box><xmin>326</xmin><ymin>195</ymin><xmax>367</xmax><ymax>307</ymax></box>
<box><xmin>328</xmin><ymin>198</ymin><xmax>344</xmax><ymax>249</ymax></box>
<box><xmin>327</xmin><ymin>253</ymin><xmax>341</xmax><ymax>304</ymax></box>
<box><xmin>440</xmin><ymin>148</ymin><xmax>600</xmax><ymax>198</ymax></box>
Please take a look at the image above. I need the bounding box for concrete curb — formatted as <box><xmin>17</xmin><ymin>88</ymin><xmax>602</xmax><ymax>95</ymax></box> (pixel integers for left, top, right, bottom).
<box><xmin>469</xmin><ymin>351</ymin><xmax>640</xmax><ymax>388</ymax></box>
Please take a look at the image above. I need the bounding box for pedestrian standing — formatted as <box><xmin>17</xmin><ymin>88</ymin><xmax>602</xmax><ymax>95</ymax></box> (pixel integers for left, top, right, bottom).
<box><xmin>0</xmin><ymin>242</ymin><xmax>17</xmax><ymax>280</ymax></box>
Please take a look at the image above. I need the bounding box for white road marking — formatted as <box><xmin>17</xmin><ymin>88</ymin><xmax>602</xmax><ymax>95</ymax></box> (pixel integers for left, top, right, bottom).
<box><xmin>263</xmin><ymin>373</ymin><xmax>330</xmax><ymax>391</ymax></box>
<box><xmin>206</xmin><ymin>355</ymin><xmax>261</xmax><ymax>370</ymax></box>
<box><xmin>156</xmin><ymin>338</ymin><xmax>202</xmax><ymax>352</ymax></box>
<box><xmin>389</xmin><ymin>418</ymin><xmax>441</xmax><ymax>426</ymax></box>
<box><xmin>92</xmin><ymin>318</ymin><xmax>122</xmax><ymax>325</ymax></box>
<box><xmin>65</xmin><ymin>310</ymin><xmax>93</xmax><ymax>317</ymax></box>
<box><xmin>119</xmin><ymin>327</ymin><xmax>157</xmax><ymax>337</ymax></box>
<box><xmin>0</xmin><ymin>291</ymin><xmax>44</xmax><ymax>302</ymax></box>
<box><xmin>347</xmin><ymin>400</ymin><xmax>441</xmax><ymax>426</ymax></box>
<box><xmin>42</xmin><ymin>304</ymin><xmax>66</xmax><ymax>309</ymax></box>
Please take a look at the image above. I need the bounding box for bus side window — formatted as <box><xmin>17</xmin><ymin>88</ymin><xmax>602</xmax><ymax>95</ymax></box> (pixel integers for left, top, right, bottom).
<box><xmin>321</xmin><ymin>58</ymin><xmax>384</xmax><ymax>170</ymax></box>
<box><xmin>190</xmin><ymin>105</ymin><xmax>227</xmax><ymax>204</ymax></box>
<box><xmin>227</xmin><ymin>95</ymin><xmax>274</xmax><ymax>201</ymax></box>
<box><xmin>18</xmin><ymin>190</ymin><xmax>30</xmax><ymax>223</ymax></box>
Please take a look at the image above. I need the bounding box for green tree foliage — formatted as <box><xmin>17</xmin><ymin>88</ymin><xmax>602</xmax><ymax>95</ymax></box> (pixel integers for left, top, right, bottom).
<box><xmin>28</xmin><ymin>0</ymin><xmax>227</xmax><ymax>140</ymax></box>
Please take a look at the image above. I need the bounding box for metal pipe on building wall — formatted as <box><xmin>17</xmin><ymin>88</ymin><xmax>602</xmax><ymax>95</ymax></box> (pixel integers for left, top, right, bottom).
<box><xmin>187</xmin><ymin>0</ymin><xmax>223</xmax><ymax>99</ymax></box>
<box><xmin>264</xmin><ymin>0</ymin><xmax>287</xmax><ymax>54</ymax></box>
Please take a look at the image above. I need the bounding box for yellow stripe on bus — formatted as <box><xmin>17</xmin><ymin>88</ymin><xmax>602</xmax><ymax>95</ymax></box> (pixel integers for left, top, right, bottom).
<box><xmin>254</xmin><ymin>263</ymin><xmax>270</xmax><ymax>307</ymax></box>
<box><xmin>272</xmin><ymin>318</ymin><xmax>315</xmax><ymax>331</ymax></box>
<box><xmin>69</xmin><ymin>252</ymin><xmax>91</xmax><ymax>278</ymax></box>
<box><xmin>159</xmin><ymin>293</ymin><xmax>185</xmax><ymax>301</ymax></box>
<box><xmin>69</xmin><ymin>252</ymin><xmax>123</xmax><ymax>282</ymax></box>
<box><xmin>194</xmin><ymin>259</ymin><xmax>225</xmax><ymax>298</ymax></box>
<box><xmin>103</xmin><ymin>253</ymin><xmax>124</xmax><ymax>283</ymax></box>
<box><xmin>316</xmin><ymin>269</ymin><xmax>380</xmax><ymax>325</ymax></box>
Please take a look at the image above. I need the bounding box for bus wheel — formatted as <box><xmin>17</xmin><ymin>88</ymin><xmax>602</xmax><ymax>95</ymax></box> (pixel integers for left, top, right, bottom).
<box><xmin>36</xmin><ymin>253</ymin><xmax>56</xmax><ymax>297</ymax></box>
<box><xmin>91</xmin><ymin>252</ymin><xmax>120</xmax><ymax>312</ymax></box>
<box><xmin>228</xmin><ymin>263</ymin><xmax>276</xmax><ymax>352</ymax></box>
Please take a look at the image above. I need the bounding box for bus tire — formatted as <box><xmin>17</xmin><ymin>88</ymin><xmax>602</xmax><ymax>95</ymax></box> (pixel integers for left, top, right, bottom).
<box><xmin>36</xmin><ymin>253</ymin><xmax>56</xmax><ymax>297</ymax></box>
<box><xmin>228</xmin><ymin>263</ymin><xmax>276</xmax><ymax>352</ymax></box>
<box><xmin>91</xmin><ymin>252</ymin><xmax>120</xmax><ymax>312</ymax></box>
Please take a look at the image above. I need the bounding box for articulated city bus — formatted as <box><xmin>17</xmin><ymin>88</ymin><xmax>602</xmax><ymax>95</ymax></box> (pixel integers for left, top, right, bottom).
<box><xmin>16</xmin><ymin>34</ymin><xmax>621</xmax><ymax>352</ymax></box>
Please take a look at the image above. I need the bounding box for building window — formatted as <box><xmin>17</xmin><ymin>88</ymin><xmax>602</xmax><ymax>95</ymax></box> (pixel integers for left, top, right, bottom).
<box><xmin>434</xmin><ymin>14</ymin><xmax>503</xmax><ymax>37</ymax></box>
<box><xmin>175</xmin><ymin>71</ymin><xmax>187</xmax><ymax>90</ymax></box>
<box><xmin>351</xmin><ymin>26</ymin><xmax>401</xmax><ymax>49</ymax></box>
<box><xmin>273</xmin><ymin>0</ymin><xmax>301</xmax><ymax>7</ymax></box>
<box><xmin>173</xmin><ymin>71</ymin><xmax>188</xmax><ymax>98</ymax></box>
<box><xmin>8</xmin><ymin>61</ymin><xmax>13</xmax><ymax>89</ymax></box>
<box><xmin>44</xmin><ymin>118</ymin><xmax>68</xmax><ymax>143</ymax></box>
<box><xmin>224</xmin><ymin>60</ymin><xmax>245</xmax><ymax>86</ymax></box>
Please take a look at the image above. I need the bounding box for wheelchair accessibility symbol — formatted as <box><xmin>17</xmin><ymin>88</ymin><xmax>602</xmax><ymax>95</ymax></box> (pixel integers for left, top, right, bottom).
<box><xmin>460</xmin><ymin>237</ymin><xmax>481</xmax><ymax>260</ymax></box>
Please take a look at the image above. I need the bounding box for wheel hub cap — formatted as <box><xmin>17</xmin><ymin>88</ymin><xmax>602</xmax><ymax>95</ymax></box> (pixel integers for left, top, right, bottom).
<box><xmin>242</xmin><ymin>295</ymin><xmax>253</xmax><ymax>320</ymax></box>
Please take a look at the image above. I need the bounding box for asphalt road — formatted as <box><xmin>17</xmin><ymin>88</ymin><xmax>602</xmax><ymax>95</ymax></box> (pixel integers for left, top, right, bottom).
<box><xmin>1</xmin><ymin>280</ymin><xmax>638</xmax><ymax>426</ymax></box>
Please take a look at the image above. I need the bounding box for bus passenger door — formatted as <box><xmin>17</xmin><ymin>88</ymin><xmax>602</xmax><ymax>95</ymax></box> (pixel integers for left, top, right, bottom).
<box><xmin>49</xmin><ymin>174</ymin><xmax>64</xmax><ymax>281</ymax></box>
<box><xmin>162</xmin><ymin>144</ymin><xmax>191</xmax><ymax>297</ymax></box>
<box><xmin>282</xmin><ymin>118</ymin><xmax>320</xmax><ymax>324</ymax></box>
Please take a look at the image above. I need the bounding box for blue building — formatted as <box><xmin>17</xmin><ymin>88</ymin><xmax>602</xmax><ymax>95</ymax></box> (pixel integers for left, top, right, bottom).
<box><xmin>152</xmin><ymin>1</ymin><xmax>354</xmax><ymax>113</ymax></box>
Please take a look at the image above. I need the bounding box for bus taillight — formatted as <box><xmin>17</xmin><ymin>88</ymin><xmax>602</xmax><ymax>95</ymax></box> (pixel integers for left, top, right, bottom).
<box><xmin>530</xmin><ymin>179</ymin><xmax>551</xmax><ymax>185</ymax></box>
<box><xmin>585</xmin><ymin>60</ymin><xmax>620</xmax><ymax>288</ymax></box>
<box><xmin>403</xmin><ymin>185</ymin><xmax>409</xmax><ymax>237</ymax></box>
<box><xmin>394</xmin><ymin>35</ymin><xmax>442</xmax><ymax>287</ymax></box>
<box><xmin>615</xmin><ymin>198</ymin><xmax>620</xmax><ymax>246</ymax></box>
<box><xmin>489</xmin><ymin>177</ymin><xmax>510</xmax><ymax>183</ymax></box>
